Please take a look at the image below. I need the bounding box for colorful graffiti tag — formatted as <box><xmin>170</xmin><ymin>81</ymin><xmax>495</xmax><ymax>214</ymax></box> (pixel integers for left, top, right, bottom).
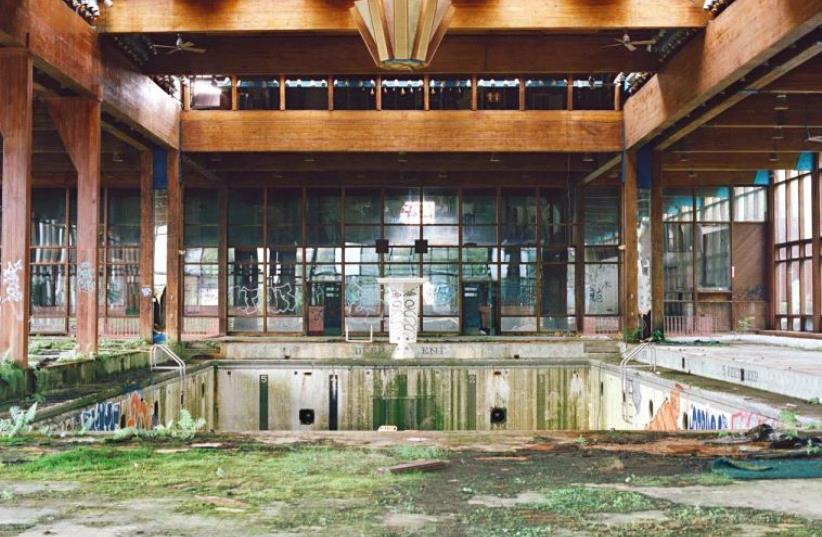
<box><xmin>126</xmin><ymin>391</ymin><xmax>155</xmax><ymax>429</ymax></box>
<box><xmin>81</xmin><ymin>402</ymin><xmax>121</xmax><ymax>432</ymax></box>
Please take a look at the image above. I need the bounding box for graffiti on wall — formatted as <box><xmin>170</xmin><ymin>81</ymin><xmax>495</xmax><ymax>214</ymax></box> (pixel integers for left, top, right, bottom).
<box><xmin>51</xmin><ymin>390</ymin><xmax>159</xmax><ymax>433</ymax></box>
<box><xmin>77</xmin><ymin>261</ymin><xmax>96</xmax><ymax>294</ymax></box>
<box><xmin>645</xmin><ymin>384</ymin><xmax>772</xmax><ymax>432</ymax></box>
<box><xmin>81</xmin><ymin>401</ymin><xmax>121</xmax><ymax>432</ymax></box>
<box><xmin>688</xmin><ymin>405</ymin><xmax>729</xmax><ymax>431</ymax></box>
<box><xmin>647</xmin><ymin>385</ymin><xmax>682</xmax><ymax>431</ymax></box>
<box><xmin>126</xmin><ymin>391</ymin><xmax>156</xmax><ymax>429</ymax></box>
<box><xmin>1</xmin><ymin>259</ymin><xmax>24</xmax><ymax>305</ymax></box>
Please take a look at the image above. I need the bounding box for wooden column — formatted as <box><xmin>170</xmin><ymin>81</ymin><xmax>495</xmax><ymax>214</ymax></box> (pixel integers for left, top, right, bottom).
<box><xmin>218</xmin><ymin>187</ymin><xmax>228</xmax><ymax>335</ymax></box>
<box><xmin>574</xmin><ymin>185</ymin><xmax>585</xmax><ymax>334</ymax></box>
<box><xmin>139</xmin><ymin>151</ymin><xmax>154</xmax><ymax>341</ymax></box>
<box><xmin>650</xmin><ymin>150</ymin><xmax>665</xmax><ymax>333</ymax></box>
<box><xmin>622</xmin><ymin>149</ymin><xmax>639</xmax><ymax>336</ymax></box>
<box><xmin>166</xmin><ymin>150</ymin><xmax>182</xmax><ymax>343</ymax></box>
<box><xmin>768</xmin><ymin>179</ymin><xmax>777</xmax><ymax>329</ymax></box>
<box><xmin>46</xmin><ymin>97</ymin><xmax>101</xmax><ymax>355</ymax></box>
<box><xmin>0</xmin><ymin>49</ymin><xmax>33</xmax><ymax>367</ymax></box>
<box><xmin>812</xmin><ymin>153</ymin><xmax>821</xmax><ymax>331</ymax></box>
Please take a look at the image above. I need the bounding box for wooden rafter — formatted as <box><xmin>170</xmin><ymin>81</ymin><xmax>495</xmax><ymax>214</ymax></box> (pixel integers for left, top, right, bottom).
<box><xmin>96</xmin><ymin>0</ymin><xmax>707</xmax><ymax>34</ymax></box>
<box><xmin>623</xmin><ymin>0</ymin><xmax>822</xmax><ymax>149</ymax></box>
<box><xmin>181</xmin><ymin>110</ymin><xmax>623</xmax><ymax>153</ymax></box>
<box><xmin>141</xmin><ymin>34</ymin><xmax>659</xmax><ymax>75</ymax></box>
<box><xmin>0</xmin><ymin>0</ymin><xmax>180</xmax><ymax>148</ymax></box>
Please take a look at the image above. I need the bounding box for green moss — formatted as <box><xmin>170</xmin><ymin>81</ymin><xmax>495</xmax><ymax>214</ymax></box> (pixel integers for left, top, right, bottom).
<box><xmin>535</xmin><ymin>487</ymin><xmax>656</xmax><ymax>516</ymax></box>
<box><xmin>629</xmin><ymin>472</ymin><xmax>734</xmax><ymax>487</ymax></box>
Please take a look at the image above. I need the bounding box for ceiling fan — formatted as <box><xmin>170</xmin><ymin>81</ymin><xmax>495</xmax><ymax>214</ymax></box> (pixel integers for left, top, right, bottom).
<box><xmin>151</xmin><ymin>35</ymin><xmax>206</xmax><ymax>55</ymax></box>
<box><xmin>605</xmin><ymin>33</ymin><xmax>656</xmax><ymax>53</ymax></box>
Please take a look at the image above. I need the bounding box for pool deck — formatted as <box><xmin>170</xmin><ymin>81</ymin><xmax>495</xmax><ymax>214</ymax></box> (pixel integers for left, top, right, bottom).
<box><xmin>631</xmin><ymin>334</ymin><xmax>822</xmax><ymax>403</ymax></box>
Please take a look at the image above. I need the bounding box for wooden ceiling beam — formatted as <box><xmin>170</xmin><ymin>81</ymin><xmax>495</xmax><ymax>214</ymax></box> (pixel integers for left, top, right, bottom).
<box><xmin>760</xmin><ymin>55</ymin><xmax>822</xmax><ymax>94</ymax></box>
<box><xmin>655</xmin><ymin>39</ymin><xmax>822</xmax><ymax>150</ymax></box>
<box><xmin>675</xmin><ymin>127</ymin><xmax>822</xmax><ymax>153</ymax></box>
<box><xmin>181</xmin><ymin>170</ymin><xmax>587</xmax><ymax>188</ymax></box>
<box><xmin>97</xmin><ymin>0</ymin><xmax>707</xmax><ymax>34</ymax></box>
<box><xmin>662</xmin><ymin>151</ymin><xmax>803</xmax><ymax>171</ymax></box>
<box><xmin>707</xmin><ymin>94</ymin><xmax>822</xmax><ymax>128</ymax></box>
<box><xmin>578</xmin><ymin>154</ymin><xmax>622</xmax><ymax>187</ymax></box>
<box><xmin>662</xmin><ymin>170</ymin><xmax>768</xmax><ymax>187</ymax></box>
<box><xmin>142</xmin><ymin>34</ymin><xmax>658</xmax><ymax>75</ymax></box>
<box><xmin>181</xmin><ymin>110</ymin><xmax>623</xmax><ymax>153</ymax></box>
<box><xmin>0</xmin><ymin>0</ymin><xmax>180</xmax><ymax>148</ymax></box>
<box><xmin>187</xmin><ymin>152</ymin><xmax>609</xmax><ymax>173</ymax></box>
<box><xmin>623</xmin><ymin>0</ymin><xmax>822</xmax><ymax>149</ymax></box>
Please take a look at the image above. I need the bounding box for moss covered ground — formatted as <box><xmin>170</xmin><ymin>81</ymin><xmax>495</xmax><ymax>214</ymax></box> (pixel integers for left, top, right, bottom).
<box><xmin>0</xmin><ymin>436</ymin><xmax>821</xmax><ymax>536</ymax></box>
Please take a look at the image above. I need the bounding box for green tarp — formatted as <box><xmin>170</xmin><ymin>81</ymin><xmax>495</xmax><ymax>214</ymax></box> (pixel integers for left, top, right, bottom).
<box><xmin>712</xmin><ymin>457</ymin><xmax>822</xmax><ymax>480</ymax></box>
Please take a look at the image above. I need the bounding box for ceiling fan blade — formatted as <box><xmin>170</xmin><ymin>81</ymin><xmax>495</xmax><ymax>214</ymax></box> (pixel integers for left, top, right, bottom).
<box><xmin>166</xmin><ymin>48</ymin><xmax>182</xmax><ymax>55</ymax></box>
<box><xmin>624</xmin><ymin>42</ymin><xmax>637</xmax><ymax>52</ymax></box>
<box><xmin>631</xmin><ymin>40</ymin><xmax>656</xmax><ymax>46</ymax></box>
<box><xmin>602</xmin><ymin>43</ymin><xmax>625</xmax><ymax>48</ymax></box>
<box><xmin>184</xmin><ymin>47</ymin><xmax>207</xmax><ymax>54</ymax></box>
<box><xmin>181</xmin><ymin>41</ymin><xmax>196</xmax><ymax>48</ymax></box>
<box><xmin>152</xmin><ymin>44</ymin><xmax>177</xmax><ymax>49</ymax></box>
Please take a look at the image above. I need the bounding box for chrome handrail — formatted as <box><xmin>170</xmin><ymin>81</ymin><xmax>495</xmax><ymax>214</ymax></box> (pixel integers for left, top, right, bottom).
<box><xmin>150</xmin><ymin>344</ymin><xmax>186</xmax><ymax>383</ymax></box>
<box><xmin>620</xmin><ymin>342</ymin><xmax>657</xmax><ymax>422</ymax></box>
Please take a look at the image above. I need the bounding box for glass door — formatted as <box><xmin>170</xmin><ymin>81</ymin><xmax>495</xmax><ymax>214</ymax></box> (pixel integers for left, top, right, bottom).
<box><xmin>461</xmin><ymin>281</ymin><xmax>498</xmax><ymax>335</ymax></box>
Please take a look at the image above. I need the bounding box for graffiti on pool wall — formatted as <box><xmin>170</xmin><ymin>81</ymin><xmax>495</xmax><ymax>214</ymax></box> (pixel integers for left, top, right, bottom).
<box><xmin>126</xmin><ymin>391</ymin><xmax>155</xmax><ymax>429</ymax></box>
<box><xmin>81</xmin><ymin>402</ymin><xmax>121</xmax><ymax>432</ymax></box>
<box><xmin>689</xmin><ymin>405</ymin><xmax>729</xmax><ymax>430</ymax></box>
<box><xmin>687</xmin><ymin>405</ymin><xmax>771</xmax><ymax>431</ymax></box>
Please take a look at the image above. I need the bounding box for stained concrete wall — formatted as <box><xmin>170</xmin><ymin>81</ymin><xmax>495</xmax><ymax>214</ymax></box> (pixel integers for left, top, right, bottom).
<box><xmin>42</xmin><ymin>365</ymin><xmax>216</xmax><ymax>433</ymax></box>
<box><xmin>216</xmin><ymin>364</ymin><xmax>595</xmax><ymax>432</ymax></box>
<box><xmin>220</xmin><ymin>340</ymin><xmax>602</xmax><ymax>361</ymax></box>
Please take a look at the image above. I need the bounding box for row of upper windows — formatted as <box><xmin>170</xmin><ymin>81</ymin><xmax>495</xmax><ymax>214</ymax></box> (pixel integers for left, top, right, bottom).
<box><xmin>186</xmin><ymin>74</ymin><xmax>617</xmax><ymax>111</ymax></box>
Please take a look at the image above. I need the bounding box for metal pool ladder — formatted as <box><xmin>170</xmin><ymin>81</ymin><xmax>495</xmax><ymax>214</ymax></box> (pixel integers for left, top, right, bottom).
<box><xmin>150</xmin><ymin>344</ymin><xmax>187</xmax><ymax>383</ymax></box>
<box><xmin>620</xmin><ymin>342</ymin><xmax>657</xmax><ymax>422</ymax></box>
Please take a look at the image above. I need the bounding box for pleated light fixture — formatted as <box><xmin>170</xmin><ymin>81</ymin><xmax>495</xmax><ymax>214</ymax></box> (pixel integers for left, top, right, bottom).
<box><xmin>350</xmin><ymin>0</ymin><xmax>455</xmax><ymax>71</ymax></box>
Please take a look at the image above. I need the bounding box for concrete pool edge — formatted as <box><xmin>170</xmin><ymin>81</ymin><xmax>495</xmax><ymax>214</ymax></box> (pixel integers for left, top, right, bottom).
<box><xmin>30</xmin><ymin>356</ymin><xmax>822</xmax><ymax>433</ymax></box>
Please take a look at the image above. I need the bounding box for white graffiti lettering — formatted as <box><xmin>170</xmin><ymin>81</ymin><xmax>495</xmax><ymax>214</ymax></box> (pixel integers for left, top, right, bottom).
<box><xmin>77</xmin><ymin>261</ymin><xmax>96</xmax><ymax>294</ymax></box>
<box><xmin>1</xmin><ymin>260</ymin><xmax>23</xmax><ymax>304</ymax></box>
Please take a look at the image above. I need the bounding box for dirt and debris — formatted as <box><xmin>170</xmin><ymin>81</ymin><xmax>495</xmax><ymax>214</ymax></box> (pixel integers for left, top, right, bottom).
<box><xmin>0</xmin><ymin>431</ymin><xmax>820</xmax><ymax>536</ymax></box>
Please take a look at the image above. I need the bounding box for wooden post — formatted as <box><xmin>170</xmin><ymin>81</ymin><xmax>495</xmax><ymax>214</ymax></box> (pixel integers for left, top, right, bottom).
<box><xmin>575</xmin><ymin>185</ymin><xmax>585</xmax><ymax>334</ymax></box>
<box><xmin>650</xmin><ymin>150</ymin><xmax>665</xmax><ymax>333</ymax></box>
<box><xmin>812</xmin><ymin>153</ymin><xmax>820</xmax><ymax>331</ymax></box>
<box><xmin>768</xmin><ymin>179</ymin><xmax>777</xmax><ymax>329</ymax></box>
<box><xmin>231</xmin><ymin>75</ymin><xmax>238</xmax><ymax>110</ymax></box>
<box><xmin>166</xmin><ymin>151</ymin><xmax>182</xmax><ymax>343</ymax></box>
<box><xmin>0</xmin><ymin>49</ymin><xmax>33</xmax><ymax>367</ymax></box>
<box><xmin>46</xmin><ymin>97</ymin><xmax>101</xmax><ymax>355</ymax></box>
<box><xmin>279</xmin><ymin>74</ymin><xmax>286</xmax><ymax>111</ymax></box>
<box><xmin>376</xmin><ymin>75</ymin><xmax>383</xmax><ymax>111</ymax></box>
<box><xmin>328</xmin><ymin>75</ymin><xmax>334</xmax><ymax>111</ymax></box>
<box><xmin>423</xmin><ymin>74</ymin><xmax>430</xmax><ymax>111</ymax></box>
<box><xmin>218</xmin><ymin>187</ymin><xmax>228</xmax><ymax>335</ymax></box>
<box><xmin>139</xmin><ymin>151</ymin><xmax>154</xmax><ymax>341</ymax></box>
<box><xmin>470</xmin><ymin>74</ymin><xmax>478</xmax><ymax>111</ymax></box>
<box><xmin>622</xmin><ymin>149</ymin><xmax>639</xmax><ymax>336</ymax></box>
<box><xmin>566</xmin><ymin>76</ymin><xmax>574</xmax><ymax>111</ymax></box>
<box><xmin>518</xmin><ymin>75</ymin><xmax>525</xmax><ymax>111</ymax></box>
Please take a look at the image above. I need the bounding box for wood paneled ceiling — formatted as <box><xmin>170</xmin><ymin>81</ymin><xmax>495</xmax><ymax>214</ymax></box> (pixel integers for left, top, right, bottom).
<box><xmin>136</xmin><ymin>32</ymin><xmax>663</xmax><ymax>75</ymax></box>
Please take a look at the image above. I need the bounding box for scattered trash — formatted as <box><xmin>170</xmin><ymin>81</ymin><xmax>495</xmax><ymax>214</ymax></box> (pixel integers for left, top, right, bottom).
<box><xmin>706</xmin><ymin>424</ymin><xmax>822</xmax><ymax>451</ymax></box>
<box><xmin>378</xmin><ymin>425</ymin><xmax>398</xmax><ymax>432</ymax></box>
